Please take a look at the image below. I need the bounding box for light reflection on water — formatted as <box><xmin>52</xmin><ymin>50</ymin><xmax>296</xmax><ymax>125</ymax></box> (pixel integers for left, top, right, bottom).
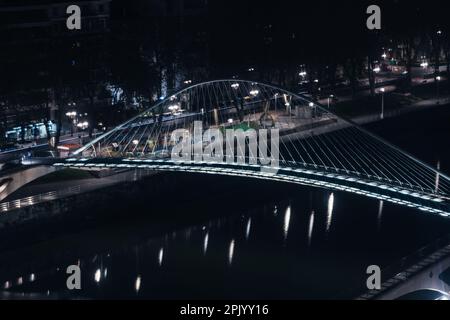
<box><xmin>245</xmin><ymin>218</ymin><xmax>251</xmax><ymax>240</ymax></box>
<box><xmin>3</xmin><ymin>183</ymin><xmax>449</xmax><ymax>300</ymax></box>
<box><xmin>283</xmin><ymin>206</ymin><xmax>291</xmax><ymax>241</ymax></box>
<box><xmin>377</xmin><ymin>200</ymin><xmax>384</xmax><ymax>231</ymax></box>
<box><xmin>228</xmin><ymin>239</ymin><xmax>235</xmax><ymax>266</ymax></box>
<box><xmin>326</xmin><ymin>193</ymin><xmax>334</xmax><ymax>233</ymax></box>
<box><xmin>307</xmin><ymin>210</ymin><xmax>315</xmax><ymax>247</ymax></box>
<box><xmin>158</xmin><ymin>248</ymin><xmax>164</xmax><ymax>267</ymax></box>
<box><xmin>203</xmin><ymin>232</ymin><xmax>209</xmax><ymax>254</ymax></box>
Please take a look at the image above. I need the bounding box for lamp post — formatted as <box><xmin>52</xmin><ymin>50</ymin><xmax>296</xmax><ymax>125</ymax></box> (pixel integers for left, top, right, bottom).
<box><xmin>65</xmin><ymin>111</ymin><xmax>77</xmax><ymax>136</ymax></box>
<box><xmin>380</xmin><ymin>88</ymin><xmax>385</xmax><ymax>120</ymax></box>
<box><xmin>436</xmin><ymin>76</ymin><xmax>441</xmax><ymax>104</ymax></box>
<box><xmin>274</xmin><ymin>93</ymin><xmax>279</xmax><ymax>112</ymax></box>
<box><xmin>327</xmin><ymin>95</ymin><xmax>334</xmax><ymax>109</ymax></box>
<box><xmin>309</xmin><ymin>102</ymin><xmax>315</xmax><ymax>118</ymax></box>
<box><xmin>373</xmin><ymin>66</ymin><xmax>380</xmax><ymax>86</ymax></box>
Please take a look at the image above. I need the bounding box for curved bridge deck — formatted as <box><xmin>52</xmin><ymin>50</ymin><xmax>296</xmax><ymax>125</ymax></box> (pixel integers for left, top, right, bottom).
<box><xmin>53</xmin><ymin>157</ymin><xmax>450</xmax><ymax>216</ymax></box>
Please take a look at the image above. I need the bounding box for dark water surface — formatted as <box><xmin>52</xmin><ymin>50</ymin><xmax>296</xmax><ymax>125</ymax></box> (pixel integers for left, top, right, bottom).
<box><xmin>1</xmin><ymin>105</ymin><xmax>450</xmax><ymax>299</ymax></box>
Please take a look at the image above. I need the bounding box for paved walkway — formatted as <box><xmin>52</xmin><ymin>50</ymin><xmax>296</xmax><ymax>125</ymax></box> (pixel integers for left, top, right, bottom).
<box><xmin>0</xmin><ymin>169</ymin><xmax>156</xmax><ymax>213</ymax></box>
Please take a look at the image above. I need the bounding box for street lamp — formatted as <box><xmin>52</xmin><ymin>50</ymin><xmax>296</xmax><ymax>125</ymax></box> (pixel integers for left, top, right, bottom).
<box><xmin>77</xmin><ymin>121</ymin><xmax>89</xmax><ymax>130</ymax></box>
<box><xmin>65</xmin><ymin>111</ymin><xmax>77</xmax><ymax>136</ymax></box>
<box><xmin>327</xmin><ymin>95</ymin><xmax>334</xmax><ymax>109</ymax></box>
<box><xmin>168</xmin><ymin>104</ymin><xmax>180</xmax><ymax>114</ymax></box>
<box><xmin>309</xmin><ymin>102</ymin><xmax>315</xmax><ymax>118</ymax></box>
<box><xmin>420</xmin><ymin>61</ymin><xmax>429</xmax><ymax>69</ymax></box>
<box><xmin>274</xmin><ymin>93</ymin><xmax>279</xmax><ymax>112</ymax></box>
<box><xmin>436</xmin><ymin>76</ymin><xmax>441</xmax><ymax>103</ymax></box>
<box><xmin>380</xmin><ymin>88</ymin><xmax>385</xmax><ymax>119</ymax></box>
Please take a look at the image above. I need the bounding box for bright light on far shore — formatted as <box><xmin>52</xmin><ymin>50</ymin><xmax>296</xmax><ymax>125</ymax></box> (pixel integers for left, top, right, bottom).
<box><xmin>77</xmin><ymin>121</ymin><xmax>89</xmax><ymax>129</ymax></box>
<box><xmin>168</xmin><ymin>104</ymin><xmax>180</xmax><ymax>112</ymax></box>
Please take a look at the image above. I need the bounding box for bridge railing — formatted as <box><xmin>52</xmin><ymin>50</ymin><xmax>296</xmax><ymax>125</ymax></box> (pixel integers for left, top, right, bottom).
<box><xmin>337</xmin><ymin>232</ymin><xmax>450</xmax><ymax>299</ymax></box>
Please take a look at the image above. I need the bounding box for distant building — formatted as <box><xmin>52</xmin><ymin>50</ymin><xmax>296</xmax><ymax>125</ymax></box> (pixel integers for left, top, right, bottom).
<box><xmin>0</xmin><ymin>0</ymin><xmax>111</xmax><ymax>139</ymax></box>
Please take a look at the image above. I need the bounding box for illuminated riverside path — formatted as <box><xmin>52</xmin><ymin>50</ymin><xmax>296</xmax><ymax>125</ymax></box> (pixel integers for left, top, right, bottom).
<box><xmin>44</xmin><ymin>80</ymin><xmax>450</xmax><ymax>216</ymax></box>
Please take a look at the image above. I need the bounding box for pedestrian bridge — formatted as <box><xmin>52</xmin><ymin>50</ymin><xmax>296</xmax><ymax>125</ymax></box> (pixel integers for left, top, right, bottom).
<box><xmin>52</xmin><ymin>80</ymin><xmax>450</xmax><ymax>216</ymax></box>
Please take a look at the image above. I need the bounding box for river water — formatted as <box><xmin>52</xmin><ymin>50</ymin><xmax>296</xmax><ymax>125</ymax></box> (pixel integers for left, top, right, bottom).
<box><xmin>1</xmin><ymin>105</ymin><xmax>450</xmax><ymax>299</ymax></box>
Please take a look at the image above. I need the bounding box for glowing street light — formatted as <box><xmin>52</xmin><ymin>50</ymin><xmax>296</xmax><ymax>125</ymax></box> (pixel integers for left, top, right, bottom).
<box><xmin>168</xmin><ymin>104</ymin><xmax>180</xmax><ymax>113</ymax></box>
<box><xmin>373</xmin><ymin>66</ymin><xmax>381</xmax><ymax>73</ymax></box>
<box><xmin>420</xmin><ymin>61</ymin><xmax>429</xmax><ymax>69</ymax></box>
<box><xmin>65</xmin><ymin>111</ymin><xmax>78</xmax><ymax>135</ymax></box>
<box><xmin>249</xmin><ymin>89</ymin><xmax>259</xmax><ymax>96</ymax></box>
<box><xmin>380</xmin><ymin>87</ymin><xmax>385</xmax><ymax>119</ymax></box>
<box><xmin>77</xmin><ymin>121</ymin><xmax>89</xmax><ymax>130</ymax></box>
<box><xmin>231</xmin><ymin>83</ymin><xmax>240</xmax><ymax>89</ymax></box>
<box><xmin>327</xmin><ymin>94</ymin><xmax>334</xmax><ymax>109</ymax></box>
<box><xmin>436</xmin><ymin>76</ymin><xmax>441</xmax><ymax>103</ymax></box>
